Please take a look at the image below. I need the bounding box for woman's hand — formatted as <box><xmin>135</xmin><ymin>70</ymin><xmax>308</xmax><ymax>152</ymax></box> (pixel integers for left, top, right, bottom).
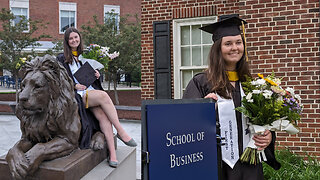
<box><xmin>204</xmin><ymin>93</ymin><xmax>218</xmax><ymax>101</ymax></box>
<box><xmin>75</xmin><ymin>84</ymin><xmax>87</xmax><ymax>90</ymax></box>
<box><xmin>253</xmin><ymin>130</ymin><xmax>272</xmax><ymax>151</ymax></box>
<box><xmin>95</xmin><ymin>70</ymin><xmax>100</xmax><ymax>79</ymax></box>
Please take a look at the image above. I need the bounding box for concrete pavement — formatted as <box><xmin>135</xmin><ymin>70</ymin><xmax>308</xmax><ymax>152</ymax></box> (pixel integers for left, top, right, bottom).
<box><xmin>0</xmin><ymin>115</ymin><xmax>142</xmax><ymax>180</ymax></box>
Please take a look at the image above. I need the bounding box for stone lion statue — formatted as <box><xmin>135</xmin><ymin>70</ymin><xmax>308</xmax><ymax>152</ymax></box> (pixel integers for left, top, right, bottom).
<box><xmin>6</xmin><ymin>55</ymin><xmax>81</xmax><ymax>179</ymax></box>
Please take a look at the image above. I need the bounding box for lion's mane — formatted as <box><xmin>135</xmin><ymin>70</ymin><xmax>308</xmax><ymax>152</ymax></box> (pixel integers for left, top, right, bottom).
<box><xmin>17</xmin><ymin>55</ymin><xmax>80</xmax><ymax>145</ymax></box>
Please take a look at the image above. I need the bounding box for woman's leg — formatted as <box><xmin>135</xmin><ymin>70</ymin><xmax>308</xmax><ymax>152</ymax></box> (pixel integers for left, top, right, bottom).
<box><xmin>84</xmin><ymin>90</ymin><xmax>132</xmax><ymax>142</ymax></box>
<box><xmin>90</xmin><ymin>106</ymin><xmax>117</xmax><ymax>162</ymax></box>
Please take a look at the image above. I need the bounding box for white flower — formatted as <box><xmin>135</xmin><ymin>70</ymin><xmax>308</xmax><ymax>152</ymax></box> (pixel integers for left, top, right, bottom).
<box><xmin>108</xmin><ymin>51</ymin><xmax>120</xmax><ymax>59</ymax></box>
<box><xmin>246</xmin><ymin>93</ymin><xmax>253</xmax><ymax>102</ymax></box>
<box><xmin>294</xmin><ymin>94</ymin><xmax>301</xmax><ymax>101</ymax></box>
<box><xmin>274</xmin><ymin>78</ymin><xmax>281</xmax><ymax>86</ymax></box>
<box><xmin>263</xmin><ymin>90</ymin><xmax>273</xmax><ymax>99</ymax></box>
<box><xmin>252</xmin><ymin>90</ymin><xmax>261</xmax><ymax>94</ymax></box>
<box><xmin>286</xmin><ymin>87</ymin><xmax>295</xmax><ymax>95</ymax></box>
<box><xmin>251</xmin><ymin>79</ymin><xmax>266</xmax><ymax>86</ymax></box>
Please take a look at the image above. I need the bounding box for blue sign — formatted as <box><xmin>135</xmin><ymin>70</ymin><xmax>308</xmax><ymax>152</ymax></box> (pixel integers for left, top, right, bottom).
<box><xmin>142</xmin><ymin>100</ymin><xmax>218</xmax><ymax>180</ymax></box>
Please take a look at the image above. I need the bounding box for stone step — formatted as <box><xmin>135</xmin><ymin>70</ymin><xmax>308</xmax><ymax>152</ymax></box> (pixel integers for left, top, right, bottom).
<box><xmin>81</xmin><ymin>146</ymin><xmax>136</xmax><ymax>180</ymax></box>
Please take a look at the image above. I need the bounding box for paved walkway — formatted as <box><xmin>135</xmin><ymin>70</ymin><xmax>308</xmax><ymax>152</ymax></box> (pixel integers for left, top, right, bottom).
<box><xmin>0</xmin><ymin>115</ymin><xmax>142</xmax><ymax>180</ymax></box>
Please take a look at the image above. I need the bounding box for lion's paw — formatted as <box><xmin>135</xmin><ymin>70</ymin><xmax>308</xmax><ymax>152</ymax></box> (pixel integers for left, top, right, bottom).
<box><xmin>90</xmin><ymin>132</ymin><xmax>106</xmax><ymax>150</ymax></box>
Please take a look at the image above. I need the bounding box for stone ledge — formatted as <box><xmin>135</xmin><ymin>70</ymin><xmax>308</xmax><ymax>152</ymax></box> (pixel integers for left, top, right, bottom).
<box><xmin>0</xmin><ymin>147</ymin><xmax>107</xmax><ymax>180</ymax></box>
<box><xmin>81</xmin><ymin>146</ymin><xmax>136</xmax><ymax>180</ymax></box>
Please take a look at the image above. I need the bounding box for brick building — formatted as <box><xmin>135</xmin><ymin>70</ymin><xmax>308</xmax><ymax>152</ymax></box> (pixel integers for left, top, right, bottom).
<box><xmin>0</xmin><ymin>0</ymin><xmax>140</xmax><ymax>51</ymax></box>
<box><xmin>141</xmin><ymin>0</ymin><xmax>320</xmax><ymax>158</ymax></box>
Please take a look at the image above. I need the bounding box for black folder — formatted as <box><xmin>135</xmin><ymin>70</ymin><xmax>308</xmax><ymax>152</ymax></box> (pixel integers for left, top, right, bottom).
<box><xmin>74</xmin><ymin>62</ymin><xmax>96</xmax><ymax>87</ymax></box>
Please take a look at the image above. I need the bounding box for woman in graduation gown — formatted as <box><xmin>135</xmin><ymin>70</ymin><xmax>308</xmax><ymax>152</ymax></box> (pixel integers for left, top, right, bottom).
<box><xmin>57</xmin><ymin>27</ymin><xmax>137</xmax><ymax>168</ymax></box>
<box><xmin>183</xmin><ymin>14</ymin><xmax>280</xmax><ymax>180</ymax></box>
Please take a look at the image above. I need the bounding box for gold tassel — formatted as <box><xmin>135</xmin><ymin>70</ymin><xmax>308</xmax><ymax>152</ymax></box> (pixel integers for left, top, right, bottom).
<box><xmin>241</xmin><ymin>21</ymin><xmax>248</xmax><ymax>62</ymax></box>
<box><xmin>85</xmin><ymin>90</ymin><xmax>89</xmax><ymax>109</ymax></box>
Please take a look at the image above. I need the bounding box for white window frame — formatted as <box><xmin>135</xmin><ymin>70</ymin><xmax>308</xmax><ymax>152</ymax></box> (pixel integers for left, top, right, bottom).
<box><xmin>10</xmin><ymin>0</ymin><xmax>29</xmax><ymax>32</ymax></box>
<box><xmin>173</xmin><ymin>16</ymin><xmax>217</xmax><ymax>99</ymax></box>
<box><xmin>104</xmin><ymin>5</ymin><xmax>120</xmax><ymax>32</ymax></box>
<box><xmin>59</xmin><ymin>2</ymin><xmax>77</xmax><ymax>34</ymax></box>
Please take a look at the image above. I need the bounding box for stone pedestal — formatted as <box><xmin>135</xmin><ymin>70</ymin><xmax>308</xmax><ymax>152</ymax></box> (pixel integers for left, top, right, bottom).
<box><xmin>0</xmin><ymin>146</ymin><xmax>136</xmax><ymax>180</ymax></box>
<box><xmin>0</xmin><ymin>147</ymin><xmax>107</xmax><ymax>180</ymax></box>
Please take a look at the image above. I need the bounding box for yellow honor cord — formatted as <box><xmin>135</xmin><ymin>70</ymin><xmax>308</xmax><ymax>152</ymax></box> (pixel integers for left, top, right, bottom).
<box><xmin>227</xmin><ymin>71</ymin><xmax>239</xmax><ymax>82</ymax></box>
<box><xmin>241</xmin><ymin>21</ymin><xmax>248</xmax><ymax>62</ymax></box>
<box><xmin>85</xmin><ymin>90</ymin><xmax>89</xmax><ymax>108</ymax></box>
<box><xmin>72</xmin><ymin>51</ymin><xmax>78</xmax><ymax>57</ymax></box>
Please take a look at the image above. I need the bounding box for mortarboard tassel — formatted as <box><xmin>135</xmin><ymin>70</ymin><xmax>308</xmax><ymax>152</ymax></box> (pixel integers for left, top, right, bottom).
<box><xmin>241</xmin><ymin>21</ymin><xmax>248</xmax><ymax>62</ymax></box>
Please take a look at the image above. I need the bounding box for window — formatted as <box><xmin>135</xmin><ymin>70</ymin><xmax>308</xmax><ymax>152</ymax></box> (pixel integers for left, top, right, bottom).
<box><xmin>104</xmin><ymin>5</ymin><xmax>120</xmax><ymax>31</ymax></box>
<box><xmin>173</xmin><ymin>16</ymin><xmax>217</xmax><ymax>99</ymax></box>
<box><xmin>59</xmin><ymin>2</ymin><xmax>76</xmax><ymax>34</ymax></box>
<box><xmin>10</xmin><ymin>0</ymin><xmax>29</xmax><ymax>30</ymax></box>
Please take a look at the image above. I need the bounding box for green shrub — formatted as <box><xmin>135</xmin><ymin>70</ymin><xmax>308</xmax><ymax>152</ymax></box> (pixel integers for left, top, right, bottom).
<box><xmin>263</xmin><ymin>149</ymin><xmax>320</xmax><ymax>180</ymax></box>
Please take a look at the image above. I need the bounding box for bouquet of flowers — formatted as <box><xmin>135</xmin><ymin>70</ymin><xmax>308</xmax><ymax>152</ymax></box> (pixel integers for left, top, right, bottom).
<box><xmin>236</xmin><ymin>72</ymin><xmax>303</xmax><ymax>165</ymax></box>
<box><xmin>82</xmin><ymin>44</ymin><xmax>119</xmax><ymax>70</ymax></box>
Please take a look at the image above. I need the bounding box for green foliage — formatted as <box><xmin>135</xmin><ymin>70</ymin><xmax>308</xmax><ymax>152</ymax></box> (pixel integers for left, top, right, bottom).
<box><xmin>81</xmin><ymin>13</ymin><xmax>141</xmax><ymax>83</ymax></box>
<box><xmin>0</xmin><ymin>8</ymin><xmax>50</xmax><ymax>75</ymax></box>
<box><xmin>263</xmin><ymin>149</ymin><xmax>320</xmax><ymax>180</ymax></box>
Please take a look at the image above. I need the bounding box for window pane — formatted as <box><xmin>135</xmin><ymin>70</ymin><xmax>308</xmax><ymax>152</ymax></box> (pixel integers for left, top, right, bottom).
<box><xmin>21</xmin><ymin>8</ymin><xmax>27</xmax><ymax>16</ymax></box>
<box><xmin>11</xmin><ymin>8</ymin><xmax>21</xmax><ymax>15</ymax></box>
<box><xmin>181</xmin><ymin>47</ymin><xmax>190</xmax><ymax>66</ymax></box>
<box><xmin>203</xmin><ymin>45</ymin><xmax>211</xmax><ymax>65</ymax></box>
<box><xmin>181</xmin><ymin>26</ymin><xmax>190</xmax><ymax>45</ymax></box>
<box><xmin>192</xmin><ymin>46</ymin><xmax>201</xmax><ymax>66</ymax></box>
<box><xmin>191</xmin><ymin>25</ymin><xmax>201</xmax><ymax>45</ymax></box>
<box><xmin>70</xmin><ymin>17</ymin><xmax>75</xmax><ymax>27</ymax></box>
<box><xmin>61</xmin><ymin>10</ymin><xmax>69</xmax><ymax>17</ymax></box>
<box><xmin>61</xmin><ymin>11</ymin><xmax>75</xmax><ymax>32</ymax></box>
<box><xmin>182</xmin><ymin>70</ymin><xmax>192</xmax><ymax>89</ymax></box>
<box><xmin>202</xmin><ymin>29</ymin><xmax>212</xmax><ymax>44</ymax></box>
<box><xmin>70</xmin><ymin>11</ymin><xmax>75</xmax><ymax>18</ymax></box>
<box><xmin>193</xmin><ymin>69</ymin><xmax>204</xmax><ymax>75</ymax></box>
<box><xmin>61</xmin><ymin>17</ymin><xmax>69</xmax><ymax>32</ymax></box>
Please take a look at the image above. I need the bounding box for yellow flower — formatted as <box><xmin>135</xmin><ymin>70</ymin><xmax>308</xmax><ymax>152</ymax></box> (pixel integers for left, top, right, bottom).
<box><xmin>257</xmin><ymin>73</ymin><xmax>264</xmax><ymax>79</ymax></box>
<box><xmin>16</xmin><ymin>62</ymin><xmax>21</xmax><ymax>69</ymax></box>
<box><xmin>20</xmin><ymin>57</ymin><xmax>26</xmax><ymax>63</ymax></box>
<box><xmin>265</xmin><ymin>78</ymin><xmax>278</xmax><ymax>86</ymax></box>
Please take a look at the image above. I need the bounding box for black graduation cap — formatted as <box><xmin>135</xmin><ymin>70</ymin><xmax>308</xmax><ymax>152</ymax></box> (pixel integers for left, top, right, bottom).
<box><xmin>200</xmin><ymin>14</ymin><xmax>247</xmax><ymax>42</ymax></box>
<box><xmin>74</xmin><ymin>62</ymin><xmax>97</xmax><ymax>87</ymax></box>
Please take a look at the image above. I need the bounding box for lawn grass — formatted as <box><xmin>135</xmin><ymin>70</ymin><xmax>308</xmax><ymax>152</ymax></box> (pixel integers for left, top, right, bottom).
<box><xmin>263</xmin><ymin>149</ymin><xmax>320</xmax><ymax>180</ymax></box>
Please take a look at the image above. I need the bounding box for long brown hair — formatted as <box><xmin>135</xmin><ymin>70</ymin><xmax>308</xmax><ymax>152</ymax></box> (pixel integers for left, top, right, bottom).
<box><xmin>205</xmin><ymin>37</ymin><xmax>251</xmax><ymax>99</ymax></box>
<box><xmin>63</xmin><ymin>27</ymin><xmax>83</xmax><ymax>64</ymax></box>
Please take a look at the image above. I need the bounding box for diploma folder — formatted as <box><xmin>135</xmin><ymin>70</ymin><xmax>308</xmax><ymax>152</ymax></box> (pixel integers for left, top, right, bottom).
<box><xmin>74</xmin><ymin>62</ymin><xmax>96</xmax><ymax>87</ymax></box>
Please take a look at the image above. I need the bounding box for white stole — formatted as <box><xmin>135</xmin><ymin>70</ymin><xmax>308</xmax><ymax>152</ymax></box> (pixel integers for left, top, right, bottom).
<box><xmin>217</xmin><ymin>83</ymin><xmax>249</xmax><ymax>169</ymax></box>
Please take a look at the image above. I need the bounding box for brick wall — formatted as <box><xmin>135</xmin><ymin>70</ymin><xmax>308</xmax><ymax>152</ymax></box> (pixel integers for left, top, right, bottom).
<box><xmin>0</xmin><ymin>0</ymin><xmax>140</xmax><ymax>40</ymax></box>
<box><xmin>141</xmin><ymin>0</ymin><xmax>320</xmax><ymax>158</ymax></box>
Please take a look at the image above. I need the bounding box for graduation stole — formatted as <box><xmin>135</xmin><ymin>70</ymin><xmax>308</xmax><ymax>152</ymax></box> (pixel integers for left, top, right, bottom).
<box><xmin>226</xmin><ymin>71</ymin><xmax>239</xmax><ymax>82</ymax></box>
<box><xmin>217</xmin><ymin>83</ymin><xmax>249</xmax><ymax>169</ymax></box>
<box><xmin>72</xmin><ymin>51</ymin><xmax>78</xmax><ymax>57</ymax></box>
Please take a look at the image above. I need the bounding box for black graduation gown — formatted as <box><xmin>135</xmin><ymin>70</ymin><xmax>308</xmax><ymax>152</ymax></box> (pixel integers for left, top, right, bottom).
<box><xmin>56</xmin><ymin>53</ymin><xmax>103</xmax><ymax>149</ymax></box>
<box><xmin>183</xmin><ymin>72</ymin><xmax>280</xmax><ymax>180</ymax></box>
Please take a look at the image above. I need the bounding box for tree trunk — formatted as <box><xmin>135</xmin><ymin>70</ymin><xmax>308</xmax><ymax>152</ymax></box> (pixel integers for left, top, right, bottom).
<box><xmin>112</xmin><ymin>75</ymin><xmax>119</xmax><ymax>105</ymax></box>
<box><xmin>106</xmin><ymin>72</ymin><xmax>111</xmax><ymax>91</ymax></box>
<box><xmin>14</xmin><ymin>74</ymin><xmax>19</xmax><ymax>103</ymax></box>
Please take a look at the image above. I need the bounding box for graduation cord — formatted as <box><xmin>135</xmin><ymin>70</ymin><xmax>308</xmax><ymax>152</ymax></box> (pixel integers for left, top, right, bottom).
<box><xmin>85</xmin><ymin>90</ymin><xmax>89</xmax><ymax>108</ymax></box>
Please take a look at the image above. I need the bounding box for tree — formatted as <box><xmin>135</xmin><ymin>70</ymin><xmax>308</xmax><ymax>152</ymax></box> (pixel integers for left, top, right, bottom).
<box><xmin>81</xmin><ymin>13</ymin><xmax>141</xmax><ymax>105</ymax></box>
<box><xmin>0</xmin><ymin>8</ymin><xmax>49</xmax><ymax>99</ymax></box>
